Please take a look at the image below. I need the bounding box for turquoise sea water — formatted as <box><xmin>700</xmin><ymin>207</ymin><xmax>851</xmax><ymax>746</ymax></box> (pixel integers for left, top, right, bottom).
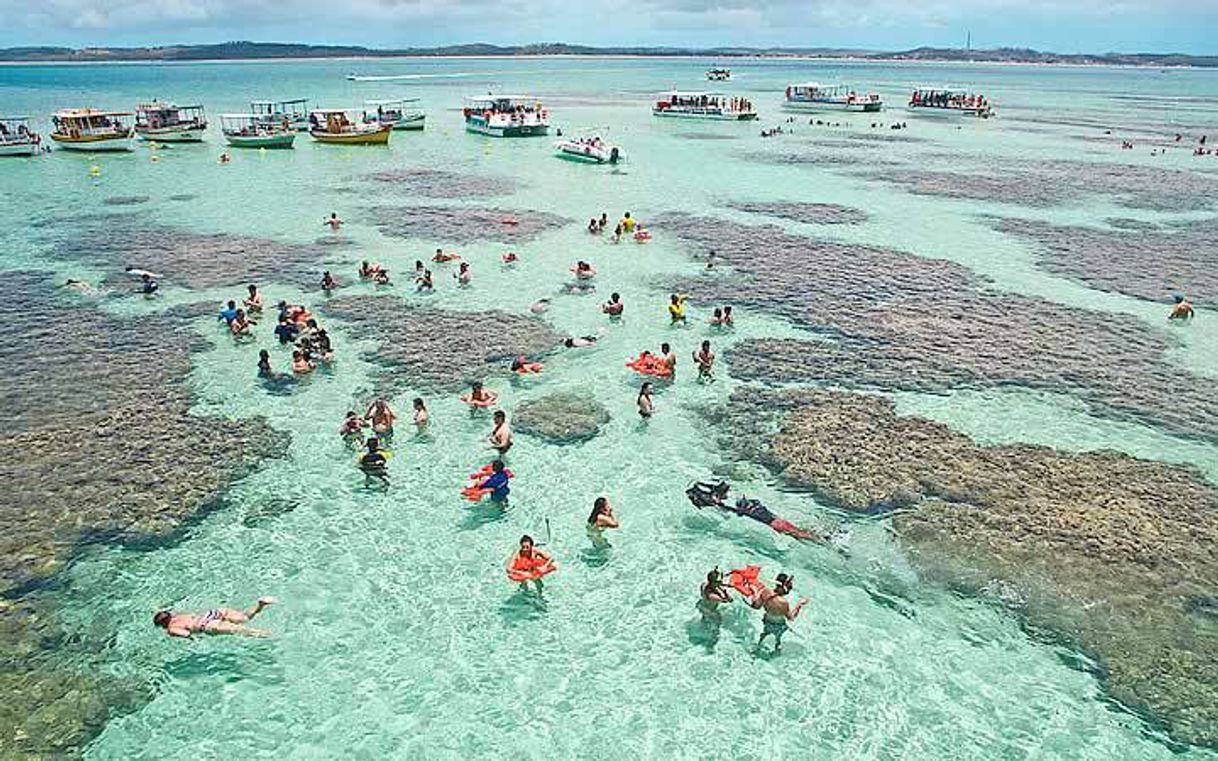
<box><xmin>2</xmin><ymin>57</ymin><xmax>1217</xmax><ymax>758</ymax></box>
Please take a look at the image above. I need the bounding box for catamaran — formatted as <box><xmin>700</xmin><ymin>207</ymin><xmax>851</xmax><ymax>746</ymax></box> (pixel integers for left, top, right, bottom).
<box><xmin>783</xmin><ymin>83</ymin><xmax>882</xmax><ymax>113</ymax></box>
<box><xmin>706</xmin><ymin>68</ymin><xmax>732</xmax><ymax>81</ymax></box>
<box><xmin>0</xmin><ymin>117</ymin><xmax>41</xmax><ymax>156</ymax></box>
<box><xmin>463</xmin><ymin>95</ymin><xmax>550</xmax><ymax>137</ymax></box>
<box><xmin>652</xmin><ymin>91</ymin><xmax>757</xmax><ymax>121</ymax></box>
<box><xmin>134</xmin><ymin>102</ymin><xmax>208</xmax><ymax>142</ymax></box>
<box><xmin>251</xmin><ymin>99</ymin><xmax>311</xmax><ymax>131</ymax></box>
<box><xmin>908</xmin><ymin>88</ymin><xmax>993</xmax><ymax>118</ymax></box>
<box><xmin>553</xmin><ymin>135</ymin><xmax>621</xmax><ymax>164</ymax></box>
<box><xmin>49</xmin><ymin>109</ymin><xmax>135</xmax><ymax>152</ymax></box>
<box><xmin>309</xmin><ymin>109</ymin><xmax>392</xmax><ymax>145</ymax></box>
<box><xmin>364</xmin><ymin>99</ymin><xmax>426</xmax><ymax>131</ymax></box>
<box><xmin>220</xmin><ymin>114</ymin><xmax>297</xmax><ymax>148</ymax></box>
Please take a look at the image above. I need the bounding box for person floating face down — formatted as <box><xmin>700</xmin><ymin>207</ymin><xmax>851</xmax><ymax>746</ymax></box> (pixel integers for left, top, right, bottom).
<box><xmin>154</xmin><ymin>596</ymin><xmax>276</xmax><ymax>639</ymax></box>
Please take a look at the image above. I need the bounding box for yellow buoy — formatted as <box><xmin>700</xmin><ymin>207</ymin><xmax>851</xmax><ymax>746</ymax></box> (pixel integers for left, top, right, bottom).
<box><xmin>89</xmin><ymin>165</ymin><xmax>101</xmax><ymax>176</ymax></box>
<box><xmin>150</xmin><ymin>155</ymin><xmax>160</xmax><ymax>163</ymax></box>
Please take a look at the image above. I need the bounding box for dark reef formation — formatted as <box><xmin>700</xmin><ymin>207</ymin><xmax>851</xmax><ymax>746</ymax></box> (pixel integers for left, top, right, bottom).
<box><xmin>659</xmin><ymin>213</ymin><xmax>1218</xmax><ymax>442</ymax></box>
<box><xmin>711</xmin><ymin>387</ymin><xmax>1218</xmax><ymax>747</ymax></box>
<box><xmin>728</xmin><ymin>201</ymin><xmax>868</xmax><ymax>225</ymax></box>
<box><xmin>514</xmin><ymin>393</ymin><xmax>610</xmax><ymax>443</ymax></box>
<box><xmin>323</xmin><ymin>295</ymin><xmax>563</xmax><ymax>392</ymax></box>
<box><xmin>370</xmin><ymin>205</ymin><xmax>572</xmax><ymax>244</ymax></box>
<box><xmin>364</xmin><ymin>168</ymin><xmax>518</xmax><ymax>198</ymax></box>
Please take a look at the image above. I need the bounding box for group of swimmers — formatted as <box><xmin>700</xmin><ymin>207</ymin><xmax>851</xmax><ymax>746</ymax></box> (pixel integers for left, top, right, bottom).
<box><xmin>585</xmin><ymin>210</ymin><xmax>651</xmax><ymax>243</ymax></box>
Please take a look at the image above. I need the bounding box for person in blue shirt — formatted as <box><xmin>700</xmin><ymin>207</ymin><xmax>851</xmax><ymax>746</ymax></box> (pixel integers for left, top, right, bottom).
<box><xmin>477</xmin><ymin>460</ymin><xmax>511</xmax><ymax>502</ymax></box>
<box><xmin>274</xmin><ymin>316</ymin><xmax>299</xmax><ymax>345</ymax></box>
<box><xmin>219</xmin><ymin>300</ymin><xmax>238</xmax><ymax>325</ymax></box>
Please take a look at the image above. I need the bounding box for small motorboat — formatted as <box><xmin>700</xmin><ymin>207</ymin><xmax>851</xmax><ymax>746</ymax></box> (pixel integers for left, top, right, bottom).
<box><xmin>220</xmin><ymin>114</ymin><xmax>296</xmax><ymax>148</ymax></box>
<box><xmin>0</xmin><ymin>117</ymin><xmax>41</xmax><ymax>156</ymax></box>
<box><xmin>49</xmin><ymin>109</ymin><xmax>134</xmax><ymax>151</ymax></box>
<box><xmin>553</xmin><ymin>136</ymin><xmax>621</xmax><ymax>164</ymax></box>
<box><xmin>135</xmin><ymin>102</ymin><xmax>208</xmax><ymax>142</ymax></box>
<box><xmin>309</xmin><ymin>110</ymin><xmax>392</xmax><ymax>145</ymax></box>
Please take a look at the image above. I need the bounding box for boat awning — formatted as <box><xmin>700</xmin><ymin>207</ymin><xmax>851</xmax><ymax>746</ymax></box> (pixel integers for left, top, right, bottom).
<box><xmin>659</xmin><ymin>91</ymin><xmax>724</xmax><ymax>98</ymax></box>
<box><xmin>365</xmin><ymin>99</ymin><xmax>420</xmax><ymax>106</ymax></box>
<box><xmin>54</xmin><ymin>109</ymin><xmax>133</xmax><ymax>118</ymax></box>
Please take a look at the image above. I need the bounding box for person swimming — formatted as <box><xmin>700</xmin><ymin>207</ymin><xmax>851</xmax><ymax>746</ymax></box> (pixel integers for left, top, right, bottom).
<box><xmin>433</xmin><ymin>248</ymin><xmax>460</xmax><ymax>263</ymax></box>
<box><xmin>291</xmin><ymin>350</ymin><xmax>315</xmax><ymax>375</ymax></box>
<box><xmin>668</xmin><ymin>294</ymin><xmax>687</xmax><ymax>324</ymax></box>
<box><xmin>359</xmin><ymin>437</ymin><xmax>390</xmax><ymax>484</ymax></box>
<box><xmin>339</xmin><ymin>410</ymin><xmax>367</xmax><ymax>440</ymax></box>
<box><xmin>456</xmin><ymin>261</ymin><xmax>472</xmax><ymax>285</ymax></box>
<box><xmin>359</xmin><ymin>261</ymin><xmax>383</xmax><ymax>279</ymax></box>
<box><xmin>478</xmin><ymin>459</ymin><xmax>512</xmax><ymax>503</ymax></box>
<box><xmin>620</xmin><ymin>211</ymin><xmax>636</xmax><ymax>233</ymax></box>
<box><xmin>587</xmin><ymin>496</ymin><xmax>620</xmax><ymax>544</ymax></box>
<box><xmin>660</xmin><ymin>342</ymin><xmax>677</xmax><ymax>375</ymax></box>
<box><xmin>322</xmin><ymin>271</ymin><xmax>338</xmax><ymax>291</ymax></box>
<box><xmin>461</xmin><ymin>381</ymin><xmax>499</xmax><ymax>407</ymax></box>
<box><xmin>489</xmin><ymin>409</ymin><xmax>513</xmax><ymax>454</ymax></box>
<box><xmin>602</xmin><ymin>292</ymin><xmax>624</xmax><ymax>317</ymax></box>
<box><xmin>721</xmin><ymin>305</ymin><xmax>733</xmax><ymax>326</ymax></box>
<box><xmin>692</xmin><ymin>340</ymin><xmax>714</xmax><ymax>380</ymax></box>
<box><xmin>417</xmin><ymin>269</ymin><xmax>434</xmax><ymax>292</ymax></box>
<box><xmin>530</xmin><ymin>299</ymin><xmax>551</xmax><ymax>314</ymax></box>
<box><xmin>1170</xmin><ymin>295</ymin><xmax>1196</xmax><ymax>321</ymax></box>
<box><xmin>244</xmin><ymin>284</ymin><xmax>263</xmax><ymax>315</ymax></box>
<box><xmin>274</xmin><ymin>316</ymin><xmax>300</xmax><ymax>345</ymax></box>
<box><xmin>572</xmin><ymin>261</ymin><xmax>596</xmax><ymax>280</ymax></box>
<box><xmin>686</xmin><ymin>481</ymin><xmax>827</xmax><ymax>543</ymax></box>
<box><xmin>313</xmin><ymin>329</ymin><xmax>334</xmax><ymax>361</ymax></box>
<box><xmin>230</xmin><ymin>308</ymin><xmax>252</xmax><ymax>337</ymax></box>
<box><xmin>697</xmin><ymin>568</ymin><xmax>733</xmax><ymax>623</ymax></box>
<box><xmin>219</xmin><ymin>299</ymin><xmax>239</xmax><ymax>325</ymax></box>
<box><xmin>749</xmin><ymin>573</ymin><xmax>808</xmax><ymax>653</ymax></box>
<box><xmin>257</xmin><ymin>349</ymin><xmax>274</xmax><ymax>378</ymax></box>
<box><xmin>141</xmin><ymin>273</ymin><xmax>159</xmax><ymax>295</ymax></box>
<box><xmin>365</xmin><ymin>399</ymin><xmax>396</xmax><ymax>435</ymax></box>
<box><xmin>413</xmin><ymin>397</ymin><xmax>429</xmax><ymax>429</ymax></box>
<box><xmin>325</xmin><ymin>213</ymin><xmax>343</xmax><ymax>231</ymax></box>
<box><xmin>154</xmin><ymin>596</ymin><xmax>276</xmax><ymax>638</ymax></box>
<box><xmin>564</xmin><ymin>335</ymin><xmax>598</xmax><ymax>348</ymax></box>
<box><xmin>637</xmin><ymin>381</ymin><xmax>655</xmax><ymax>418</ymax></box>
<box><xmin>506</xmin><ymin>533</ymin><xmax>555</xmax><ymax>590</ymax></box>
<box><xmin>373</xmin><ymin>269</ymin><xmax>391</xmax><ymax>286</ymax></box>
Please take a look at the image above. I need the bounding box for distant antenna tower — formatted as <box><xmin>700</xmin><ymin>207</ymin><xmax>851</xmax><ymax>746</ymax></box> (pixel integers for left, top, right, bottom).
<box><xmin>966</xmin><ymin>30</ymin><xmax>972</xmax><ymax>51</ymax></box>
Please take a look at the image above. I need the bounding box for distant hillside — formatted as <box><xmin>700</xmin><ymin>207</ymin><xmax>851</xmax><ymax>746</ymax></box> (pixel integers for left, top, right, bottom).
<box><xmin>1</xmin><ymin>40</ymin><xmax>1215</xmax><ymax>67</ymax></box>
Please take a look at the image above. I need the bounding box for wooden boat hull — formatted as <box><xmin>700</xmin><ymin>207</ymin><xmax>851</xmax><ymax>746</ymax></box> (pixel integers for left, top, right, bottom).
<box><xmin>310</xmin><ymin>125</ymin><xmax>391</xmax><ymax>145</ymax></box>
<box><xmin>49</xmin><ymin>133</ymin><xmax>133</xmax><ymax>151</ymax></box>
<box><xmin>652</xmin><ymin>109</ymin><xmax>757</xmax><ymax>121</ymax></box>
<box><xmin>136</xmin><ymin>124</ymin><xmax>207</xmax><ymax>142</ymax></box>
<box><xmin>223</xmin><ymin>132</ymin><xmax>297</xmax><ymax>148</ymax></box>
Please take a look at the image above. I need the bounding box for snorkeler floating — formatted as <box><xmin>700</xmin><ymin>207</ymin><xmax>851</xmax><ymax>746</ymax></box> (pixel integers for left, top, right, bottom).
<box><xmin>154</xmin><ymin>596</ymin><xmax>276</xmax><ymax>638</ymax></box>
<box><xmin>686</xmin><ymin>481</ymin><xmax>829</xmax><ymax>543</ymax></box>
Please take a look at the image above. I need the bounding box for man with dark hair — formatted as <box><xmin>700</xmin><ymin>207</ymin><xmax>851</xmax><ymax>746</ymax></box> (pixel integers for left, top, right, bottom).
<box><xmin>153</xmin><ymin>597</ymin><xmax>275</xmax><ymax>638</ymax></box>
<box><xmin>749</xmin><ymin>574</ymin><xmax>808</xmax><ymax>653</ymax></box>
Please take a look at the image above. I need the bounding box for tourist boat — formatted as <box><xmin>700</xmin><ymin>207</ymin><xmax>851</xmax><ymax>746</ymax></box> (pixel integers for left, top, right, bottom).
<box><xmin>309</xmin><ymin>109</ymin><xmax>392</xmax><ymax>145</ymax></box>
<box><xmin>364</xmin><ymin>99</ymin><xmax>426</xmax><ymax>130</ymax></box>
<box><xmin>907</xmin><ymin>88</ymin><xmax>993</xmax><ymax>118</ymax></box>
<box><xmin>220</xmin><ymin>114</ymin><xmax>297</xmax><ymax>148</ymax></box>
<box><xmin>553</xmin><ymin>136</ymin><xmax>621</xmax><ymax>164</ymax></box>
<box><xmin>783</xmin><ymin>83</ymin><xmax>882</xmax><ymax>113</ymax></box>
<box><xmin>49</xmin><ymin>109</ymin><xmax>134</xmax><ymax>151</ymax></box>
<box><xmin>134</xmin><ymin>102</ymin><xmax>207</xmax><ymax>142</ymax></box>
<box><xmin>652</xmin><ymin>91</ymin><xmax>757</xmax><ymax>121</ymax></box>
<box><xmin>706</xmin><ymin>68</ymin><xmax>731</xmax><ymax>81</ymax></box>
<box><xmin>251</xmin><ymin>99</ymin><xmax>311</xmax><ymax>131</ymax></box>
<box><xmin>463</xmin><ymin>95</ymin><xmax>550</xmax><ymax>137</ymax></box>
<box><xmin>0</xmin><ymin>117</ymin><xmax>41</xmax><ymax>156</ymax></box>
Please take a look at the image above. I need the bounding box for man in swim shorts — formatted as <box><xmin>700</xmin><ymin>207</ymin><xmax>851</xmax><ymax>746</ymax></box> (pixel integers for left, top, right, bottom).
<box><xmin>698</xmin><ymin>568</ymin><xmax>733</xmax><ymax>623</ymax></box>
<box><xmin>154</xmin><ymin>596</ymin><xmax>276</xmax><ymax>638</ymax></box>
<box><xmin>749</xmin><ymin>574</ymin><xmax>808</xmax><ymax>653</ymax></box>
<box><xmin>489</xmin><ymin>410</ymin><xmax>513</xmax><ymax>454</ymax></box>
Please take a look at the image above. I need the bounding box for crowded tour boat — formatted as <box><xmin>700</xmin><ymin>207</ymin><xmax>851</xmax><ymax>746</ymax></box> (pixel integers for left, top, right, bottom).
<box><xmin>252</xmin><ymin>99</ymin><xmax>311</xmax><ymax>131</ymax></box>
<box><xmin>463</xmin><ymin>95</ymin><xmax>550</xmax><ymax>137</ymax></box>
<box><xmin>706</xmin><ymin>68</ymin><xmax>732</xmax><ymax>81</ymax></box>
<box><xmin>309</xmin><ymin>109</ymin><xmax>392</xmax><ymax>145</ymax></box>
<box><xmin>220</xmin><ymin>114</ymin><xmax>297</xmax><ymax>148</ymax></box>
<box><xmin>134</xmin><ymin>102</ymin><xmax>208</xmax><ymax>142</ymax></box>
<box><xmin>49</xmin><ymin>109</ymin><xmax>135</xmax><ymax>151</ymax></box>
<box><xmin>364</xmin><ymin>99</ymin><xmax>426</xmax><ymax>131</ymax></box>
<box><xmin>652</xmin><ymin>91</ymin><xmax>757</xmax><ymax>121</ymax></box>
<box><xmin>908</xmin><ymin>88</ymin><xmax>993</xmax><ymax>117</ymax></box>
<box><xmin>0</xmin><ymin>117</ymin><xmax>41</xmax><ymax>156</ymax></box>
<box><xmin>553</xmin><ymin>135</ymin><xmax>622</xmax><ymax>164</ymax></box>
<box><xmin>783</xmin><ymin>83</ymin><xmax>882</xmax><ymax>113</ymax></box>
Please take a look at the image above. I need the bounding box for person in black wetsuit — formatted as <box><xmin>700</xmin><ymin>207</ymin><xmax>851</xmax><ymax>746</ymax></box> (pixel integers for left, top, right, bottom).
<box><xmin>686</xmin><ymin>481</ymin><xmax>824</xmax><ymax>542</ymax></box>
<box><xmin>359</xmin><ymin>437</ymin><xmax>389</xmax><ymax>485</ymax></box>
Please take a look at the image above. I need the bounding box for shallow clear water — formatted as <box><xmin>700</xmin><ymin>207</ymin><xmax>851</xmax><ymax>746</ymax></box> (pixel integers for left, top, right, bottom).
<box><xmin>2</xmin><ymin>57</ymin><xmax>1217</xmax><ymax>758</ymax></box>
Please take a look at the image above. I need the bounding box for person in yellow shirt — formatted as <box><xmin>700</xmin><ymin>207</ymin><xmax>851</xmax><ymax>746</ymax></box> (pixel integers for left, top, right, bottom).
<box><xmin>668</xmin><ymin>293</ymin><xmax>687</xmax><ymax>324</ymax></box>
<box><xmin>620</xmin><ymin>211</ymin><xmax>636</xmax><ymax>233</ymax></box>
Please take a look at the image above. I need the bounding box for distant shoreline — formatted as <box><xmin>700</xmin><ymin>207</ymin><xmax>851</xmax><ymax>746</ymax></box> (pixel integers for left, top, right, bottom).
<box><xmin>2</xmin><ymin>42</ymin><xmax>1215</xmax><ymax>68</ymax></box>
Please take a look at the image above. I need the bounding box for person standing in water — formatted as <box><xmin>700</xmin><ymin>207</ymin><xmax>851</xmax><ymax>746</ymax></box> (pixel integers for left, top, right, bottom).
<box><xmin>749</xmin><ymin>573</ymin><xmax>808</xmax><ymax>653</ymax></box>
<box><xmin>413</xmin><ymin>397</ymin><xmax>429</xmax><ymax>429</ymax></box>
<box><xmin>506</xmin><ymin>534</ymin><xmax>556</xmax><ymax>592</ymax></box>
<box><xmin>359</xmin><ymin>437</ymin><xmax>390</xmax><ymax>485</ymax></box>
<box><xmin>365</xmin><ymin>399</ymin><xmax>396</xmax><ymax>436</ymax></box>
<box><xmin>660</xmin><ymin>342</ymin><xmax>678</xmax><ymax>376</ymax></box>
<box><xmin>587</xmin><ymin>496</ymin><xmax>620</xmax><ymax>545</ymax></box>
<box><xmin>698</xmin><ymin>569</ymin><xmax>733</xmax><ymax>623</ymax></box>
<box><xmin>693</xmin><ymin>340</ymin><xmax>715</xmax><ymax>381</ymax></box>
<box><xmin>668</xmin><ymin>294</ymin><xmax>687</xmax><ymax>324</ymax></box>
<box><xmin>154</xmin><ymin>596</ymin><xmax>276</xmax><ymax>638</ymax></box>
<box><xmin>602</xmin><ymin>292</ymin><xmax>624</xmax><ymax>317</ymax></box>
<box><xmin>489</xmin><ymin>410</ymin><xmax>513</xmax><ymax>454</ymax></box>
<box><xmin>637</xmin><ymin>382</ymin><xmax>655</xmax><ymax>418</ymax></box>
<box><xmin>244</xmin><ymin>284</ymin><xmax>264</xmax><ymax>317</ymax></box>
<box><xmin>1170</xmin><ymin>295</ymin><xmax>1196</xmax><ymax>321</ymax></box>
<box><xmin>324</xmin><ymin>213</ymin><xmax>343</xmax><ymax>231</ymax></box>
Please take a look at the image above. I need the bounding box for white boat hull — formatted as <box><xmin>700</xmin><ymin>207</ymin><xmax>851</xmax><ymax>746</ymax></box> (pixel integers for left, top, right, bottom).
<box><xmin>0</xmin><ymin>141</ymin><xmax>39</xmax><ymax>157</ymax></box>
<box><xmin>465</xmin><ymin>120</ymin><xmax>549</xmax><ymax>137</ymax></box>
<box><xmin>784</xmin><ymin>100</ymin><xmax>882</xmax><ymax>113</ymax></box>
<box><xmin>392</xmin><ymin>114</ymin><xmax>425</xmax><ymax>131</ymax></box>
<box><xmin>906</xmin><ymin>105</ymin><xmax>992</xmax><ymax>118</ymax></box>
<box><xmin>652</xmin><ymin>109</ymin><xmax>757</xmax><ymax>121</ymax></box>
<box><xmin>554</xmin><ymin>142</ymin><xmax>621</xmax><ymax>164</ymax></box>
<box><xmin>137</xmin><ymin>125</ymin><xmax>207</xmax><ymax>142</ymax></box>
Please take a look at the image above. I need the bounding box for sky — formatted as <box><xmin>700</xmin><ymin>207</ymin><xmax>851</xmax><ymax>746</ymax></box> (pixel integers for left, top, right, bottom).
<box><xmin>1</xmin><ymin>0</ymin><xmax>1216</xmax><ymax>54</ymax></box>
